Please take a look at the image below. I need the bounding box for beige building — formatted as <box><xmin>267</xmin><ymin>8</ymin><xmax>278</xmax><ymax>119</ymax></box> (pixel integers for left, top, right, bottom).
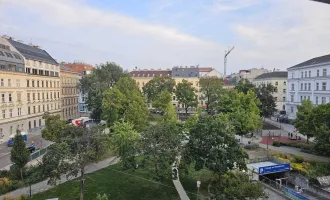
<box><xmin>60</xmin><ymin>65</ymin><xmax>80</xmax><ymax>120</ymax></box>
<box><xmin>253</xmin><ymin>71</ymin><xmax>288</xmax><ymax>111</ymax></box>
<box><xmin>237</xmin><ymin>68</ymin><xmax>269</xmax><ymax>82</ymax></box>
<box><xmin>0</xmin><ymin>36</ymin><xmax>61</xmax><ymax>143</ymax></box>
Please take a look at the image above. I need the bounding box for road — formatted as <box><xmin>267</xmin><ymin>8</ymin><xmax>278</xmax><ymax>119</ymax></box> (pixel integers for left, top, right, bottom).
<box><xmin>0</xmin><ymin>128</ymin><xmax>52</xmax><ymax>169</ymax></box>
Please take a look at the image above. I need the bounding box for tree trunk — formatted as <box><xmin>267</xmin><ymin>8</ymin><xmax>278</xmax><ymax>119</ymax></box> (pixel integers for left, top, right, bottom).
<box><xmin>20</xmin><ymin>168</ymin><xmax>23</xmax><ymax>181</ymax></box>
<box><xmin>307</xmin><ymin>136</ymin><xmax>309</xmax><ymax>144</ymax></box>
<box><xmin>80</xmin><ymin>167</ymin><xmax>85</xmax><ymax>200</ymax></box>
<box><xmin>185</xmin><ymin>106</ymin><xmax>188</xmax><ymax>115</ymax></box>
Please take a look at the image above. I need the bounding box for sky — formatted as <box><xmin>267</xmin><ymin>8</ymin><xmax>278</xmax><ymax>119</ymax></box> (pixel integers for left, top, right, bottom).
<box><xmin>0</xmin><ymin>0</ymin><xmax>330</xmax><ymax>74</ymax></box>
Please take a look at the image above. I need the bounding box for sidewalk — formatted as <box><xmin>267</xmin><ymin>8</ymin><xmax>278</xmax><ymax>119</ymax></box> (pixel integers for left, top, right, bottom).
<box><xmin>0</xmin><ymin>156</ymin><xmax>119</xmax><ymax>200</ymax></box>
<box><xmin>172</xmin><ymin>156</ymin><xmax>190</xmax><ymax>200</ymax></box>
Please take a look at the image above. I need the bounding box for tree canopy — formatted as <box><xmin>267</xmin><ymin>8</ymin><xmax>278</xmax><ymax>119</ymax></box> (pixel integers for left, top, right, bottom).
<box><xmin>142</xmin><ymin>76</ymin><xmax>175</xmax><ymax>103</ymax></box>
<box><xmin>255</xmin><ymin>83</ymin><xmax>277</xmax><ymax>117</ymax></box>
<box><xmin>234</xmin><ymin>79</ymin><xmax>255</xmax><ymax>94</ymax></box>
<box><xmin>102</xmin><ymin>77</ymin><xmax>149</xmax><ymax>132</ymax></box>
<box><xmin>11</xmin><ymin>130</ymin><xmax>30</xmax><ymax>180</ymax></box>
<box><xmin>294</xmin><ymin>100</ymin><xmax>315</xmax><ymax>143</ymax></box>
<box><xmin>199</xmin><ymin>77</ymin><xmax>223</xmax><ymax>113</ymax></box>
<box><xmin>174</xmin><ymin>80</ymin><xmax>198</xmax><ymax>114</ymax></box>
<box><xmin>41</xmin><ymin>113</ymin><xmax>67</xmax><ymax>142</ymax></box>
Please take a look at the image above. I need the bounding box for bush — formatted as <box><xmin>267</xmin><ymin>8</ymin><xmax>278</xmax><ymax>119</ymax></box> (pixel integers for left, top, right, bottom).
<box><xmin>277</xmin><ymin>142</ymin><xmax>315</xmax><ymax>154</ymax></box>
<box><xmin>0</xmin><ymin>170</ymin><xmax>10</xmax><ymax>178</ymax></box>
<box><xmin>292</xmin><ymin>155</ymin><xmax>304</xmax><ymax>163</ymax></box>
<box><xmin>244</xmin><ymin>143</ymin><xmax>259</xmax><ymax>150</ymax></box>
<box><xmin>272</xmin><ymin>141</ymin><xmax>281</xmax><ymax>147</ymax></box>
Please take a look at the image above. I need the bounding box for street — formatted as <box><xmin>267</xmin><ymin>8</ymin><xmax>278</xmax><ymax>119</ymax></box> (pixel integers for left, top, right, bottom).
<box><xmin>0</xmin><ymin>128</ymin><xmax>52</xmax><ymax>169</ymax></box>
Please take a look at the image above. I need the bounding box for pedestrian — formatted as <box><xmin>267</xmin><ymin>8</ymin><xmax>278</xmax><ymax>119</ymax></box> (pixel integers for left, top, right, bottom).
<box><xmin>295</xmin><ymin>134</ymin><xmax>297</xmax><ymax>140</ymax></box>
<box><xmin>288</xmin><ymin>132</ymin><xmax>290</xmax><ymax>138</ymax></box>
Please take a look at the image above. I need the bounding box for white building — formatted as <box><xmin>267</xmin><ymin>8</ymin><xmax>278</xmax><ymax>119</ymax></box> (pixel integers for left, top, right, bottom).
<box><xmin>198</xmin><ymin>68</ymin><xmax>223</xmax><ymax>78</ymax></box>
<box><xmin>253</xmin><ymin>71</ymin><xmax>288</xmax><ymax>111</ymax></box>
<box><xmin>286</xmin><ymin>54</ymin><xmax>330</xmax><ymax>119</ymax></box>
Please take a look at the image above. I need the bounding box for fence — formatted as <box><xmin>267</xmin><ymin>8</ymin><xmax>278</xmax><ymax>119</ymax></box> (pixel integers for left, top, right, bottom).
<box><xmin>28</xmin><ymin>144</ymin><xmax>52</xmax><ymax>162</ymax></box>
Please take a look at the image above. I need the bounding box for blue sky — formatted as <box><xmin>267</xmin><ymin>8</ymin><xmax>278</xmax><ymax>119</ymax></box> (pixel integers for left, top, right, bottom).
<box><xmin>1</xmin><ymin>0</ymin><xmax>330</xmax><ymax>74</ymax></box>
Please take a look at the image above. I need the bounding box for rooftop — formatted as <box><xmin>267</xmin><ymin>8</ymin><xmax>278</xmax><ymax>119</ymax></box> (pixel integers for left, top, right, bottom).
<box><xmin>130</xmin><ymin>70</ymin><xmax>171</xmax><ymax>77</ymax></box>
<box><xmin>7</xmin><ymin>38</ymin><xmax>58</xmax><ymax>65</ymax></box>
<box><xmin>254</xmin><ymin>71</ymin><xmax>288</xmax><ymax>80</ymax></box>
<box><xmin>288</xmin><ymin>54</ymin><xmax>330</xmax><ymax>69</ymax></box>
<box><xmin>60</xmin><ymin>64</ymin><xmax>81</xmax><ymax>74</ymax></box>
<box><xmin>64</xmin><ymin>63</ymin><xmax>95</xmax><ymax>73</ymax></box>
<box><xmin>198</xmin><ymin>67</ymin><xmax>213</xmax><ymax>72</ymax></box>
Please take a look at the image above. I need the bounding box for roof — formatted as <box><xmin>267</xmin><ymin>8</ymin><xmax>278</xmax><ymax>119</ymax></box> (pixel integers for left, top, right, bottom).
<box><xmin>198</xmin><ymin>67</ymin><xmax>213</xmax><ymax>72</ymax></box>
<box><xmin>60</xmin><ymin>64</ymin><xmax>81</xmax><ymax>74</ymax></box>
<box><xmin>63</xmin><ymin>63</ymin><xmax>95</xmax><ymax>73</ymax></box>
<box><xmin>254</xmin><ymin>71</ymin><xmax>288</xmax><ymax>80</ymax></box>
<box><xmin>7</xmin><ymin>39</ymin><xmax>58</xmax><ymax>65</ymax></box>
<box><xmin>130</xmin><ymin>70</ymin><xmax>171</xmax><ymax>77</ymax></box>
<box><xmin>288</xmin><ymin>54</ymin><xmax>330</xmax><ymax>69</ymax></box>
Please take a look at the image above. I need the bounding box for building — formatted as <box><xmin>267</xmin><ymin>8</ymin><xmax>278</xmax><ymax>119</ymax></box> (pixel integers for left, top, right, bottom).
<box><xmin>237</xmin><ymin>68</ymin><xmax>269</xmax><ymax>82</ymax></box>
<box><xmin>64</xmin><ymin>62</ymin><xmax>94</xmax><ymax>113</ymax></box>
<box><xmin>60</xmin><ymin>65</ymin><xmax>81</xmax><ymax>121</ymax></box>
<box><xmin>286</xmin><ymin>54</ymin><xmax>330</xmax><ymax>119</ymax></box>
<box><xmin>199</xmin><ymin>68</ymin><xmax>223</xmax><ymax>78</ymax></box>
<box><xmin>254</xmin><ymin>71</ymin><xmax>288</xmax><ymax>111</ymax></box>
<box><xmin>0</xmin><ymin>36</ymin><xmax>60</xmax><ymax>142</ymax></box>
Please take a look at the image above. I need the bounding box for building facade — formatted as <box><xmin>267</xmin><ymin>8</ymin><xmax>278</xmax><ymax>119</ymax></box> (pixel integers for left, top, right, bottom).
<box><xmin>253</xmin><ymin>71</ymin><xmax>288</xmax><ymax>111</ymax></box>
<box><xmin>286</xmin><ymin>54</ymin><xmax>330</xmax><ymax>119</ymax></box>
<box><xmin>0</xmin><ymin>36</ymin><xmax>60</xmax><ymax>143</ymax></box>
<box><xmin>199</xmin><ymin>68</ymin><xmax>223</xmax><ymax>78</ymax></box>
<box><xmin>237</xmin><ymin>68</ymin><xmax>269</xmax><ymax>82</ymax></box>
<box><xmin>64</xmin><ymin>62</ymin><xmax>94</xmax><ymax>113</ymax></box>
<box><xmin>60</xmin><ymin>65</ymin><xmax>81</xmax><ymax>121</ymax></box>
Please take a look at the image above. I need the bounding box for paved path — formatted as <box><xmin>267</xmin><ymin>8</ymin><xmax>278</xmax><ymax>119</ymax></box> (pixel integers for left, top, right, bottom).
<box><xmin>0</xmin><ymin>156</ymin><xmax>119</xmax><ymax>200</ymax></box>
<box><xmin>172</xmin><ymin>156</ymin><xmax>190</xmax><ymax>200</ymax></box>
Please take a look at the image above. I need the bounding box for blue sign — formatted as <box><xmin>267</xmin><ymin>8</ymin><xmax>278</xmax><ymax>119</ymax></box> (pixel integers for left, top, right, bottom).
<box><xmin>284</xmin><ymin>188</ymin><xmax>309</xmax><ymax>200</ymax></box>
<box><xmin>258</xmin><ymin>163</ymin><xmax>290</xmax><ymax>175</ymax></box>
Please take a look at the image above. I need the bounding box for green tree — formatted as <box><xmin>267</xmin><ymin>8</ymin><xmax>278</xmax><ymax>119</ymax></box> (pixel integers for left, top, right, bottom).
<box><xmin>111</xmin><ymin>120</ymin><xmax>139</xmax><ymax>169</ymax></box>
<box><xmin>175</xmin><ymin>79</ymin><xmax>198</xmax><ymax>114</ymax></box>
<box><xmin>80</xmin><ymin>62</ymin><xmax>127</xmax><ymax>119</ymax></box>
<box><xmin>152</xmin><ymin>91</ymin><xmax>172</xmax><ymax>112</ymax></box>
<box><xmin>163</xmin><ymin>103</ymin><xmax>177</xmax><ymax>123</ymax></box>
<box><xmin>209</xmin><ymin>171</ymin><xmax>264</xmax><ymax>200</ymax></box>
<box><xmin>235</xmin><ymin>79</ymin><xmax>255</xmax><ymax>94</ymax></box>
<box><xmin>41</xmin><ymin>113</ymin><xmax>67</xmax><ymax>142</ymax></box>
<box><xmin>142</xmin><ymin>76</ymin><xmax>175</xmax><ymax>103</ymax></box>
<box><xmin>10</xmin><ymin>130</ymin><xmax>30</xmax><ymax>180</ymax></box>
<box><xmin>199</xmin><ymin>77</ymin><xmax>223</xmax><ymax>114</ymax></box>
<box><xmin>102</xmin><ymin>77</ymin><xmax>149</xmax><ymax>132</ymax></box>
<box><xmin>294</xmin><ymin>100</ymin><xmax>315</xmax><ymax>143</ymax></box>
<box><xmin>255</xmin><ymin>83</ymin><xmax>277</xmax><ymax>117</ymax></box>
<box><xmin>140</xmin><ymin>122</ymin><xmax>181</xmax><ymax>181</ymax></box>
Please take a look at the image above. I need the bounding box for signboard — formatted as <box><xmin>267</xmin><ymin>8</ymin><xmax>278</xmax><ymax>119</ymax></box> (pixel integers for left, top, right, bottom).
<box><xmin>258</xmin><ymin>163</ymin><xmax>290</xmax><ymax>175</ymax></box>
<box><xmin>197</xmin><ymin>181</ymin><xmax>201</xmax><ymax>188</ymax></box>
<box><xmin>283</xmin><ymin>188</ymin><xmax>309</xmax><ymax>200</ymax></box>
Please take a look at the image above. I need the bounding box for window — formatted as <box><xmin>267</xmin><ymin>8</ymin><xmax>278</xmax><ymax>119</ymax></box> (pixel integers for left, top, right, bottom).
<box><xmin>32</xmin><ymin>80</ymin><xmax>35</xmax><ymax>87</ymax></box>
<box><xmin>291</xmin><ymin>106</ymin><xmax>294</xmax><ymax>113</ymax></box>
<box><xmin>291</xmin><ymin>83</ymin><xmax>294</xmax><ymax>91</ymax></box>
<box><xmin>17</xmin><ymin>93</ymin><xmax>21</xmax><ymax>102</ymax></box>
<box><xmin>47</xmin><ymin>104</ymin><xmax>49</xmax><ymax>111</ymax></box>
<box><xmin>323</xmin><ymin>69</ymin><xmax>327</xmax><ymax>76</ymax></box>
<box><xmin>305</xmin><ymin>71</ymin><xmax>307</xmax><ymax>77</ymax></box>
<box><xmin>33</xmin><ymin>106</ymin><xmax>35</xmax><ymax>113</ymax></box>
<box><xmin>16</xmin><ymin>79</ymin><xmax>20</xmax><ymax>87</ymax></box>
<box><xmin>309</xmin><ymin>71</ymin><xmax>311</xmax><ymax>77</ymax></box>
<box><xmin>283</xmin><ymin>89</ymin><xmax>286</xmax><ymax>93</ymax></box>
<box><xmin>33</xmin><ymin>93</ymin><xmax>35</xmax><ymax>100</ymax></box>
<box><xmin>1</xmin><ymin>94</ymin><xmax>4</xmax><ymax>102</ymax></box>
<box><xmin>50</xmin><ymin>82</ymin><xmax>52</xmax><ymax>88</ymax></box>
<box><xmin>274</xmin><ymin>87</ymin><xmax>278</xmax><ymax>93</ymax></box>
<box><xmin>283</xmin><ymin>97</ymin><xmax>286</xmax><ymax>101</ymax></box>
<box><xmin>38</xmin><ymin>93</ymin><xmax>40</xmax><ymax>100</ymax></box>
<box><xmin>304</xmin><ymin>96</ymin><xmax>306</xmax><ymax>100</ymax></box>
<box><xmin>38</xmin><ymin>105</ymin><xmax>40</xmax><ymax>112</ymax></box>
<box><xmin>322</xmin><ymin>97</ymin><xmax>326</xmax><ymax>104</ymax></box>
<box><xmin>301</xmin><ymin>72</ymin><xmax>303</xmax><ymax>78</ymax></box>
<box><xmin>46</xmin><ymin>81</ymin><xmax>48</xmax><ymax>87</ymax></box>
<box><xmin>39</xmin><ymin>119</ymin><xmax>41</xmax><ymax>126</ymax></box>
<box><xmin>43</xmin><ymin>105</ymin><xmax>45</xmax><ymax>112</ymax></box>
<box><xmin>274</xmin><ymin>97</ymin><xmax>278</xmax><ymax>101</ymax></box>
<box><xmin>8</xmin><ymin>94</ymin><xmax>12</xmax><ymax>102</ymax></box>
<box><xmin>304</xmin><ymin>83</ymin><xmax>307</xmax><ymax>90</ymax></box>
<box><xmin>322</xmin><ymin>82</ymin><xmax>326</xmax><ymax>91</ymax></box>
<box><xmin>291</xmin><ymin>95</ymin><xmax>294</xmax><ymax>102</ymax></box>
<box><xmin>29</xmin><ymin>121</ymin><xmax>31</xmax><ymax>130</ymax></box>
<box><xmin>27</xmin><ymin>93</ymin><xmax>30</xmax><ymax>101</ymax></box>
<box><xmin>317</xmin><ymin>70</ymin><xmax>320</xmax><ymax>77</ymax></box>
<box><xmin>283</xmin><ymin>81</ymin><xmax>286</xmax><ymax>86</ymax></box>
<box><xmin>47</xmin><ymin>92</ymin><xmax>49</xmax><ymax>99</ymax></box>
<box><xmin>316</xmin><ymin>97</ymin><xmax>319</xmax><ymax>105</ymax></box>
<box><xmin>42</xmin><ymin>93</ymin><xmax>44</xmax><ymax>100</ymax></box>
<box><xmin>26</xmin><ymin>68</ymin><xmax>31</xmax><ymax>73</ymax></box>
<box><xmin>0</xmin><ymin>79</ymin><xmax>3</xmax><ymax>87</ymax></box>
<box><xmin>300</xmin><ymin>96</ymin><xmax>303</xmax><ymax>102</ymax></box>
<box><xmin>316</xmin><ymin>82</ymin><xmax>319</xmax><ymax>90</ymax></box>
<box><xmin>300</xmin><ymin>83</ymin><xmax>303</xmax><ymax>90</ymax></box>
<box><xmin>9</xmin><ymin>109</ymin><xmax>12</xmax><ymax>118</ymax></box>
<box><xmin>27</xmin><ymin>80</ymin><xmax>29</xmax><ymax>87</ymax></box>
<box><xmin>275</xmin><ymin>82</ymin><xmax>278</xmax><ymax>86</ymax></box>
<box><xmin>17</xmin><ymin>108</ymin><xmax>21</xmax><ymax>116</ymax></box>
<box><xmin>42</xmin><ymin>81</ymin><xmax>44</xmax><ymax>87</ymax></box>
<box><xmin>2</xmin><ymin>110</ymin><xmax>5</xmax><ymax>119</ymax></box>
<box><xmin>37</xmin><ymin>81</ymin><xmax>39</xmax><ymax>87</ymax></box>
<box><xmin>8</xmin><ymin>79</ymin><xmax>11</xmax><ymax>87</ymax></box>
<box><xmin>5</xmin><ymin>52</ymin><xmax>13</xmax><ymax>58</ymax></box>
<box><xmin>28</xmin><ymin>107</ymin><xmax>30</xmax><ymax>114</ymax></box>
<box><xmin>308</xmin><ymin>83</ymin><xmax>311</xmax><ymax>90</ymax></box>
<box><xmin>32</xmin><ymin>69</ymin><xmax>38</xmax><ymax>75</ymax></box>
<box><xmin>308</xmin><ymin>96</ymin><xmax>310</xmax><ymax>101</ymax></box>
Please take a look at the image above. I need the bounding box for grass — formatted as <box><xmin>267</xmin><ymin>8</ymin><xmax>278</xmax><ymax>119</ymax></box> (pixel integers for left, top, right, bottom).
<box><xmin>31</xmin><ymin>163</ymin><xmax>180</xmax><ymax>200</ymax></box>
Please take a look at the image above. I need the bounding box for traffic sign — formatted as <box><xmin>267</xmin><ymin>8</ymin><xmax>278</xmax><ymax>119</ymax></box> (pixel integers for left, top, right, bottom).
<box><xmin>197</xmin><ymin>181</ymin><xmax>201</xmax><ymax>188</ymax></box>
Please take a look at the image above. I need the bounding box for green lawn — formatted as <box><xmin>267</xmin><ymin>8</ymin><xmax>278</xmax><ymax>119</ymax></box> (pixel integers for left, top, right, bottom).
<box><xmin>31</xmin><ymin>163</ymin><xmax>180</xmax><ymax>200</ymax></box>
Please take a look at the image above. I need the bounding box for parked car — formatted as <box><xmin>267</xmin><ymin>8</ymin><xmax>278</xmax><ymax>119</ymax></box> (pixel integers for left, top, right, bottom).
<box><xmin>7</xmin><ymin>131</ymin><xmax>28</xmax><ymax>147</ymax></box>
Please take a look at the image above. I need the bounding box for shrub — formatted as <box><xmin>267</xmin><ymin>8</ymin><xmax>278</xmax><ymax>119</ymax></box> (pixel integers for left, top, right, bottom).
<box><xmin>272</xmin><ymin>141</ymin><xmax>281</xmax><ymax>147</ymax></box>
<box><xmin>292</xmin><ymin>155</ymin><xmax>304</xmax><ymax>163</ymax></box>
<box><xmin>0</xmin><ymin>170</ymin><xmax>10</xmax><ymax>178</ymax></box>
<box><xmin>244</xmin><ymin>143</ymin><xmax>259</xmax><ymax>150</ymax></box>
<box><xmin>96</xmin><ymin>193</ymin><xmax>109</xmax><ymax>200</ymax></box>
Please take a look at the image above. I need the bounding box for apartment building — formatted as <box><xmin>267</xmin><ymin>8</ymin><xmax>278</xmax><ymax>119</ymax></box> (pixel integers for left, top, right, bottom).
<box><xmin>199</xmin><ymin>67</ymin><xmax>223</xmax><ymax>78</ymax></box>
<box><xmin>0</xmin><ymin>36</ymin><xmax>60</xmax><ymax>142</ymax></box>
<box><xmin>254</xmin><ymin>71</ymin><xmax>288</xmax><ymax>111</ymax></box>
<box><xmin>286</xmin><ymin>54</ymin><xmax>330</xmax><ymax>119</ymax></box>
<box><xmin>237</xmin><ymin>68</ymin><xmax>269</xmax><ymax>82</ymax></box>
<box><xmin>60</xmin><ymin>65</ymin><xmax>81</xmax><ymax>121</ymax></box>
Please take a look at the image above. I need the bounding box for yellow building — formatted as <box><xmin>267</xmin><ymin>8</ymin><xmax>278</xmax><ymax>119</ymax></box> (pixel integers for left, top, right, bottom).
<box><xmin>0</xmin><ymin>36</ymin><xmax>61</xmax><ymax>142</ymax></box>
<box><xmin>60</xmin><ymin>65</ymin><xmax>81</xmax><ymax>121</ymax></box>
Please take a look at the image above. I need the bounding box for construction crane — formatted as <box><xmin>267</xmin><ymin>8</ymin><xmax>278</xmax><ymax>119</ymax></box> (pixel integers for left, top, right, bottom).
<box><xmin>224</xmin><ymin>46</ymin><xmax>235</xmax><ymax>78</ymax></box>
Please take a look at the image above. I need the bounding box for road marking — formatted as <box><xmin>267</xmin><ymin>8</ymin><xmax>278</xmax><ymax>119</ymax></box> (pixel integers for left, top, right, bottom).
<box><xmin>0</xmin><ymin>152</ymin><xmax>10</xmax><ymax>158</ymax></box>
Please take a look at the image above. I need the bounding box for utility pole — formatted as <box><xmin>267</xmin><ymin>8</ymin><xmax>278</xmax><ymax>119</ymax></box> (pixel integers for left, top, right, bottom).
<box><xmin>224</xmin><ymin>46</ymin><xmax>235</xmax><ymax>78</ymax></box>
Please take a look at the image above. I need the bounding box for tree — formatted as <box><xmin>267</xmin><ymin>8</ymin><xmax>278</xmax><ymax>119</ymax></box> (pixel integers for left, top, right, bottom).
<box><xmin>294</xmin><ymin>100</ymin><xmax>315</xmax><ymax>143</ymax></box>
<box><xmin>42</xmin><ymin>126</ymin><xmax>108</xmax><ymax>200</ymax></box>
<box><xmin>41</xmin><ymin>113</ymin><xmax>67</xmax><ymax>142</ymax></box>
<box><xmin>140</xmin><ymin>122</ymin><xmax>181</xmax><ymax>181</ymax></box>
<box><xmin>255</xmin><ymin>83</ymin><xmax>277</xmax><ymax>117</ymax></box>
<box><xmin>142</xmin><ymin>76</ymin><xmax>175</xmax><ymax>103</ymax></box>
<box><xmin>163</xmin><ymin>103</ymin><xmax>177</xmax><ymax>123</ymax></box>
<box><xmin>175</xmin><ymin>79</ymin><xmax>198</xmax><ymax>114</ymax></box>
<box><xmin>10</xmin><ymin>130</ymin><xmax>30</xmax><ymax>180</ymax></box>
<box><xmin>111</xmin><ymin>120</ymin><xmax>139</xmax><ymax>169</ymax></box>
<box><xmin>235</xmin><ymin>79</ymin><xmax>255</xmax><ymax>94</ymax></box>
<box><xmin>102</xmin><ymin>77</ymin><xmax>149</xmax><ymax>132</ymax></box>
<box><xmin>199</xmin><ymin>77</ymin><xmax>223</xmax><ymax>114</ymax></box>
<box><xmin>152</xmin><ymin>91</ymin><xmax>172</xmax><ymax>112</ymax></box>
<box><xmin>80</xmin><ymin>62</ymin><xmax>127</xmax><ymax>119</ymax></box>
<box><xmin>209</xmin><ymin>171</ymin><xmax>263</xmax><ymax>200</ymax></box>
